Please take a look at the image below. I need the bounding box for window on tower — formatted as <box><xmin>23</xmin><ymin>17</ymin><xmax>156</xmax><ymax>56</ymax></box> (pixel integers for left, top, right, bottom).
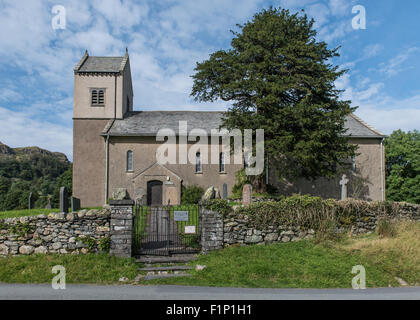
<box><xmin>91</xmin><ymin>88</ymin><xmax>105</xmax><ymax>106</ymax></box>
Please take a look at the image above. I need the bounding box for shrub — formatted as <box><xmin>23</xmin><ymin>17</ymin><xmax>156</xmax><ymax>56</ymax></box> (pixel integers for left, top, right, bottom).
<box><xmin>98</xmin><ymin>236</ymin><xmax>110</xmax><ymax>252</ymax></box>
<box><xmin>181</xmin><ymin>185</ymin><xmax>204</xmax><ymax>204</ymax></box>
<box><xmin>203</xmin><ymin>199</ymin><xmax>233</xmax><ymax>217</ymax></box>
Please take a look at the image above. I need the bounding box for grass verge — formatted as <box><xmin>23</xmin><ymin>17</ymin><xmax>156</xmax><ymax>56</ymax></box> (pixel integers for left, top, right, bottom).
<box><xmin>0</xmin><ymin>208</ymin><xmax>59</xmax><ymax>219</ymax></box>
<box><xmin>0</xmin><ymin>254</ymin><xmax>139</xmax><ymax>284</ymax></box>
<box><xmin>142</xmin><ymin>240</ymin><xmax>398</xmax><ymax>288</ymax></box>
<box><xmin>329</xmin><ymin>220</ymin><xmax>420</xmax><ymax>286</ymax></box>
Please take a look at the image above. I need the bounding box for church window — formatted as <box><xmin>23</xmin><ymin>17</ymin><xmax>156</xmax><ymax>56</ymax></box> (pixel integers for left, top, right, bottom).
<box><xmin>195</xmin><ymin>152</ymin><xmax>202</xmax><ymax>173</ymax></box>
<box><xmin>351</xmin><ymin>156</ymin><xmax>356</xmax><ymax>171</ymax></box>
<box><xmin>91</xmin><ymin>88</ymin><xmax>105</xmax><ymax>106</ymax></box>
<box><xmin>219</xmin><ymin>152</ymin><xmax>225</xmax><ymax>173</ymax></box>
<box><xmin>127</xmin><ymin>150</ymin><xmax>133</xmax><ymax>172</ymax></box>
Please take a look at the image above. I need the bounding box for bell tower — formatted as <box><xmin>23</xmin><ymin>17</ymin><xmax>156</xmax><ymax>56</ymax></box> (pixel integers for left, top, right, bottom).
<box><xmin>72</xmin><ymin>49</ymin><xmax>133</xmax><ymax>207</ymax></box>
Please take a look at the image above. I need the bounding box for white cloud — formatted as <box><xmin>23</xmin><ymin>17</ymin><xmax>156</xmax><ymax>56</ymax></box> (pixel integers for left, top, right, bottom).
<box><xmin>0</xmin><ymin>106</ymin><xmax>72</xmax><ymax>159</ymax></box>
<box><xmin>379</xmin><ymin>47</ymin><xmax>419</xmax><ymax>77</ymax></box>
<box><xmin>336</xmin><ymin>73</ymin><xmax>420</xmax><ymax>134</ymax></box>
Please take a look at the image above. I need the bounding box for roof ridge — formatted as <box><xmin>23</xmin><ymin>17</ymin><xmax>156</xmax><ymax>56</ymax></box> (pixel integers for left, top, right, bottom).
<box><xmin>74</xmin><ymin>50</ymin><xmax>89</xmax><ymax>72</ymax></box>
<box><xmin>349</xmin><ymin>113</ymin><xmax>386</xmax><ymax>137</ymax></box>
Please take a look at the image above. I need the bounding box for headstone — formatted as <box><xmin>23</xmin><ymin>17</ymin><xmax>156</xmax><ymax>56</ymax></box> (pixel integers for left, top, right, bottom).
<box><xmin>339</xmin><ymin>174</ymin><xmax>349</xmax><ymax>200</ymax></box>
<box><xmin>242</xmin><ymin>184</ymin><xmax>252</xmax><ymax>206</ymax></box>
<box><xmin>28</xmin><ymin>192</ymin><xmax>34</xmax><ymax>209</ymax></box>
<box><xmin>214</xmin><ymin>187</ymin><xmax>221</xmax><ymax>199</ymax></box>
<box><xmin>222</xmin><ymin>183</ymin><xmax>228</xmax><ymax>199</ymax></box>
<box><xmin>71</xmin><ymin>197</ymin><xmax>81</xmax><ymax>212</ymax></box>
<box><xmin>45</xmin><ymin>199</ymin><xmax>52</xmax><ymax>209</ymax></box>
<box><xmin>59</xmin><ymin>187</ymin><xmax>68</xmax><ymax>213</ymax></box>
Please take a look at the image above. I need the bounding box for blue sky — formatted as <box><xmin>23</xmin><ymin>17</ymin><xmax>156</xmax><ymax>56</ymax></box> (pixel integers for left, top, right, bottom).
<box><xmin>0</xmin><ymin>0</ymin><xmax>419</xmax><ymax>160</ymax></box>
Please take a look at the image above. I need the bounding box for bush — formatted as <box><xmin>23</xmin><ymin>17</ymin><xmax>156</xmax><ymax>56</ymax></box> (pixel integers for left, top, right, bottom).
<box><xmin>181</xmin><ymin>185</ymin><xmax>204</xmax><ymax>204</ymax></box>
<box><xmin>203</xmin><ymin>199</ymin><xmax>233</xmax><ymax>216</ymax></box>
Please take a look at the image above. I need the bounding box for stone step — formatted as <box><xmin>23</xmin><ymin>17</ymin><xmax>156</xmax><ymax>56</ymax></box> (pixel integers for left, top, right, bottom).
<box><xmin>139</xmin><ymin>266</ymin><xmax>193</xmax><ymax>272</ymax></box>
<box><xmin>136</xmin><ymin>254</ymin><xmax>197</xmax><ymax>264</ymax></box>
<box><xmin>143</xmin><ymin>273</ymin><xmax>192</xmax><ymax>281</ymax></box>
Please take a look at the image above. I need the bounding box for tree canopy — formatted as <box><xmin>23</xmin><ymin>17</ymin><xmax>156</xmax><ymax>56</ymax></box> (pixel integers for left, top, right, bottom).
<box><xmin>191</xmin><ymin>7</ymin><xmax>356</xmax><ymax>189</ymax></box>
<box><xmin>386</xmin><ymin>130</ymin><xmax>420</xmax><ymax>204</ymax></box>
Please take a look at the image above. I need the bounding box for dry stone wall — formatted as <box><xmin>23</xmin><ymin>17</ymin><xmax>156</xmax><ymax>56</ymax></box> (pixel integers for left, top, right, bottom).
<box><xmin>201</xmin><ymin>201</ymin><xmax>420</xmax><ymax>250</ymax></box>
<box><xmin>0</xmin><ymin>208</ymin><xmax>110</xmax><ymax>256</ymax></box>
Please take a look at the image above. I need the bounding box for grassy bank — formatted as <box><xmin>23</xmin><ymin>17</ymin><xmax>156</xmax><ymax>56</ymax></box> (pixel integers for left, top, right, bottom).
<box><xmin>330</xmin><ymin>220</ymin><xmax>420</xmax><ymax>285</ymax></box>
<box><xmin>144</xmin><ymin>220</ymin><xmax>420</xmax><ymax>288</ymax></box>
<box><xmin>142</xmin><ymin>240</ymin><xmax>398</xmax><ymax>288</ymax></box>
<box><xmin>0</xmin><ymin>208</ymin><xmax>59</xmax><ymax>219</ymax></box>
<box><xmin>0</xmin><ymin>207</ymin><xmax>104</xmax><ymax>219</ymax></box>
<box><xmin>0</xmin><ymin>254</ymin><xmax>138</xmax><ymax>284</ymax></box>
<box><xmin>1</xmin><ymin>221</ymin><xmax>419</xmax><ymax>288</ymax></box>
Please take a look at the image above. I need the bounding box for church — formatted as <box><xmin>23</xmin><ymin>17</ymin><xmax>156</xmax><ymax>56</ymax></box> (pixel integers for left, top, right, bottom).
<box><xmin>72</xmin><ymin>50</ymin><xmax>386</xmax><ymax>207</ymax></box>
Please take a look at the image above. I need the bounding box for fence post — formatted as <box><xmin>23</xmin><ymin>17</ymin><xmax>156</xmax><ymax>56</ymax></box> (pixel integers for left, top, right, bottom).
<box><xmin>109</xmin><ymin>199</ymin><xmax>134</xmax><ymax>258</ymax></box>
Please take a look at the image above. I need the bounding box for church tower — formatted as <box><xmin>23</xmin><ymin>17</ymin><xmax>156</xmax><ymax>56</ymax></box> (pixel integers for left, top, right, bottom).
<box><xmin>73</xmin><ymin>50</ymin><xmax>133</xmax><ymax>206</ymax></box>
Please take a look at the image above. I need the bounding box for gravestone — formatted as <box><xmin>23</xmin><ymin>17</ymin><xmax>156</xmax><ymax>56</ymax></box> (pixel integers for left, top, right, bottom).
<box><xmin>242</xmin><ymin>184</ymin><xmax>252</xmax><ymax>206</ymax></box>
<box><xmin>59</xmin><ymin>187</ymin><xmax>68</xmax><ymax>213</ymax></box>
<box><xmin>339</xmin><ymin>174</ymin><xmax>349</xmax><ymax>200</ymax></box>
<box><xmin>71</xmin><ymin>197</ymin><xmax>81</xmax><ymax>212</ymax></box>
<box><xmin>28</xmin><ymin>192</ymin><xmax>34</xmax><ymax>209</ymax></box>
<box><xmin>222</xmin><ymin>183</ymin><xmax>228</xmax><ymax>199</ymax></box>
<box><xmin>45</xmin><ymin>199</ymin><xmax>52</xmax><ymax>209</ymax></box>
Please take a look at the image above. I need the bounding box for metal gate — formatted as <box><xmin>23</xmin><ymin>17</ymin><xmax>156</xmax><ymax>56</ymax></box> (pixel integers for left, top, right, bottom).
<box><xmin>133</xmin><ymin>202</ymin><xmax>201</xmax><ymax>256</ymax></box>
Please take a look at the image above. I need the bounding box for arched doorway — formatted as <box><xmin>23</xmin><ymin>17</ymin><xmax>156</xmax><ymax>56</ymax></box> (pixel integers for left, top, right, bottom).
<box><xmin>147</xmin><ymin>180</ymin><xmax>163</xmax><ymax>206</ymax></box>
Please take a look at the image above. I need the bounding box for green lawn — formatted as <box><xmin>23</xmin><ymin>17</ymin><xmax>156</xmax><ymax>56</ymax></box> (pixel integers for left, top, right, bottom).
<box><xmin>0</xmin><ymin>208</ymin><xmax>59</xmax><ymax>219</ymax></box>
<box><xmin>0</xmin><ymin>207</ymin><xmax>105</xmax><ymax>219</ymax></box>
<box><xmin>0</xmin><ymin>254</ymin><xmax>139</xmax><ymax>284</ymax></box>
<box><xmin>142</xmin><ymin>241</ymin><xmax>399</xmax><ymax>288</ymax></box>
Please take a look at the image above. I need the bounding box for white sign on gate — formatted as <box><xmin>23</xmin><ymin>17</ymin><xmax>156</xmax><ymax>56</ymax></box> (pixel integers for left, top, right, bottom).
<box><xmin>184</xmin><ymin>225</ymin><xmax>196</xmax><ymax>234</ymax></box>
<box><xmin>174</xmin><ymin>211</ymin><xmax>189</xmax><ymax>221</ymax></box>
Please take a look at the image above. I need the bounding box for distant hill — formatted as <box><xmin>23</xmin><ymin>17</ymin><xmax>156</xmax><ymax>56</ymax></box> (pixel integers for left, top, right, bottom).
<box><xmin>0</xmin><ymin>141</ymin><xmax>71</xmax><ymax>211</ymax></box>
<box><xmin>0</xmin><ymin>141</ymin><xmax>69</xmax><ymax>163</ymax></box>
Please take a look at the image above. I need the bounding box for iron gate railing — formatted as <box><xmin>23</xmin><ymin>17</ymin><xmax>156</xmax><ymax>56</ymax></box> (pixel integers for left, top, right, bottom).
<box><xmin>133</xmin><ymin>202</ymin><xmax>201</xmax><ymax>256</ymax></box>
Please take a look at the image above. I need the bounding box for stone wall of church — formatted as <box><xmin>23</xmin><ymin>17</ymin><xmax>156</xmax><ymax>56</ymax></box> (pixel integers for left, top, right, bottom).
<box><xmin>108</xmin><ymin>136</ymin><xmax>241</xmax><ymax>205</ymax></box>
<box><xmin>269</xmin><ymin>138</ymin><xmax>385</xmax><ymax>201</ymax></box>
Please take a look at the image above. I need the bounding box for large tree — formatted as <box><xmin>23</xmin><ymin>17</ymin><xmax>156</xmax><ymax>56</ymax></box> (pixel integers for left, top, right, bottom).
<box><xmin>191</xmin><ymin>7</ymin><xmax>356</xmax><ymax>191</ymax></box>
<box><xmin>385</xmin><ymin>130</ymin><xmax>420</xmax><ymax>204</ymax></box>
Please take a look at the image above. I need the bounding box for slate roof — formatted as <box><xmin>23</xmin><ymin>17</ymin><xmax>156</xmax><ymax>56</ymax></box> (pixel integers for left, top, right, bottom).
<box><xmin>103</xmin><ymin>111</ymin><xmax>386</xmax><ymax>138</ymax></box>
<box><xmin>74</xmin><ymin>51</ymin><xmax>128</xmax><ymax>73</ymax></box>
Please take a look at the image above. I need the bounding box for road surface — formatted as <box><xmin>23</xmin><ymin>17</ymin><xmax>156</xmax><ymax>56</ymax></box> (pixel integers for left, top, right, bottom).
<box><xmin>0</xmin><ymin>284</ymin><xmax>419</xmax><ymax>300</ymax></box>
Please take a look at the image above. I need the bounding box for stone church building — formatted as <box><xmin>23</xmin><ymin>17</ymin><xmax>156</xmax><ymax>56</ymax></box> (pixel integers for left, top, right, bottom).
<box><xmin>73</xmin><ymin>51</ymin><xmax>386</xmax><ymax>207</ymax></box>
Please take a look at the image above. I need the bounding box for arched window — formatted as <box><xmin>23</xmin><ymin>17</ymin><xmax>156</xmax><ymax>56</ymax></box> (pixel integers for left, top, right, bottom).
<box><xmin>219</xmin><ymin>152</ymin><xmax>225</xmax><ymax>173</ymax></box>
<box><xmin>351</xmin><ymin>156</ymin><xmax>356</xmax><ymax>171</ymax></box>
<box><xmin>126</xmin><ymin>150</ymin><xmax>133</xmax><ymax>172</ymax></box>
<box><xmin>98</xmin><ymin>90</ymin><xmax>104</xmax><ymax>104</ymax></box>
<box><xmin>91</xmin><ymin>89</ymin><xmax>98</xmax><ymax>105</ymax></box>
<box><xmin>195</xmin><ymin>152</ymin><xmax>202</xmax><ymax>173</ymax></box>
<box><xmin>91</xmin><ymin>88</ymin><xmax>105</xmax><ymax>106</ymax></box>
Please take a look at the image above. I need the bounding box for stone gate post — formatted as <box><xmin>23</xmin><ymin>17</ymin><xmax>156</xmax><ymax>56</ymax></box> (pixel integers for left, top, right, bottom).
<box><xmin>200</xmin><ymin>208</ymin><xmax>224</xmax><ymax>254</ymax></box>
<box><xmin>109</xmin><ymin>200</ymin><xmax>134</xmax><ymax>258</ymax></box>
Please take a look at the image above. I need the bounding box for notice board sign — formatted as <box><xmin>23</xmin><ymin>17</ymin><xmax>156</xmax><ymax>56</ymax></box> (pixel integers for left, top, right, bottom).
<box><xmin>174</xmin><ymin>211</ymin><xmax>189</xmax><ymax>222</ymax></box>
